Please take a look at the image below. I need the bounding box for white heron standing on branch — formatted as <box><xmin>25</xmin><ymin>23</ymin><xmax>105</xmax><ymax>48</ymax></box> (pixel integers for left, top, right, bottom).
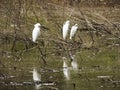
<box><xmin>62</xmin><ymin>20</ymin><xmax>70</xmax><ymax>40</ymax></box>
<box><xmin>32</xmin><ymin>23</ymin><xmax>41</xmax><ymax>42</ymax></box>
<box><xmin>70</xmin><ymin>24</ymin><xmax>78</xmax><ymax>39</ymax></box>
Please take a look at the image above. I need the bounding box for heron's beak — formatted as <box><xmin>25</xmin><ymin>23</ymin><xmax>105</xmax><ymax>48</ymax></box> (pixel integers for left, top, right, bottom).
<box><xmin>41</xmin><ymin>26</ymin><xmax>49</xmax><ymax>31</ymax></box>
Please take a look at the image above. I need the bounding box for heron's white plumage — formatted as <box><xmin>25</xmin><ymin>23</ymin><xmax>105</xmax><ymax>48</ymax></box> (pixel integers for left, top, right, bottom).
<box><xmin>32</xmin><ymin>23</ymin><xmax>41</xmax><ymax>42</ymax></box>
<box><xmin>62</xmin><ymin>20</ymin><xmax>70</xmax><ymax>40</ymax></box>
<box><xmin>70</xmin><ymin>24</ymin><xmax>78</xmax><ymax>39</ymax></box>
<box><xmin>33</xmin><ymin>68</ymin><xmax>41</xmax><ymax>82</ymax></box>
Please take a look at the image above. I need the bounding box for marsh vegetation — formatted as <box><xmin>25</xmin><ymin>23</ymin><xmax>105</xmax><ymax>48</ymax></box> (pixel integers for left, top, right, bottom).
<box><xmin>0</xmin><ymin>0</ymin><xmax>120</xmax><ymax>90</ymax></box>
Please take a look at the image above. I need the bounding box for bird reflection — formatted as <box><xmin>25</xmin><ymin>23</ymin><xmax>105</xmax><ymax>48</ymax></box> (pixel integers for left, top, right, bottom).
<box><xmin>32</xmin><ymin>68</ymin><xmax>42</xmax><ymax>90</ymax></box>
<box><xmin>71</xmin><ymin>55</ymin><xmax>78</xmax><ymax>71</ymax></box>
<box><xmin>35</xmin><ymin>84</ymin><xmax>42</xmax><ymax>90</ymax></box>
<box><xmin>63</xmin><ymin>57</ymin><xmax>70</xmax><ymax>80</ymax></box>
<box><xmin>32</xmin><ymin>68</ymin><xmax>57</xmax><ymax>90</ymax></box>
<box><xmin>33</xmin><ymin>68</ymin><xmax>41</xmax><ymax>82</ymax></box>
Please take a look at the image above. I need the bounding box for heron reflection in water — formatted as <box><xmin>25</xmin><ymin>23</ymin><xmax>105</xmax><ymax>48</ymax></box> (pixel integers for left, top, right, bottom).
<box><xmin>63</xmin><ymin>57</ymin><xmax>70</xmax><ymax>80</ymax></box>
<box><xmin>32</xmin><ymin>68</ymin><xmax>42</xmax><ymax>90</ymax></box>
<box><xmin>71</xmin><ymin>55</ymin><xmax>78</xmax><ymax>71</ymax></box>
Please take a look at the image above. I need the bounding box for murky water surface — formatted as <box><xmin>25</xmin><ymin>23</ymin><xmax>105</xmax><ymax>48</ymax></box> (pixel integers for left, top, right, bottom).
<box><xmin>0</xmin><ymin>45</ymin><xmax>120</xmax><ymax>90</ymax></box>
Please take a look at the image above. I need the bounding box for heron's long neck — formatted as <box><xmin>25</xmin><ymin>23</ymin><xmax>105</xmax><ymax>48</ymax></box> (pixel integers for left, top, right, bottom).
<box><xmin>35</xmin><ymin>27</ymin><xmax>40</xmax><ymax>29</ymax></box>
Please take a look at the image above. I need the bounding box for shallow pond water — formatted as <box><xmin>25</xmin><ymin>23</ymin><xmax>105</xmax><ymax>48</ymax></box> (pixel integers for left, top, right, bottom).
<box><xmin>0</xmin><ymin>45</ymin><xmax>120</xmax><ymax>90</ymax></box>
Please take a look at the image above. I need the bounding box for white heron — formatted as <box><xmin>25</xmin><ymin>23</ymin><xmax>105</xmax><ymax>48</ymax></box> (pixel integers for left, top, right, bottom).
<box><xmin>62</xmin><ymin>57</ymin><xmax>70</xmax><ymax>80</ymax></box>
<box><xmin>33</xmin><ymin>68</ymin><xmax>41</xmax><ymax>82</ymax></box>
<box><xmin>32</xmin><ymin>23</ymin><xmax>41</xmax><ymax>42</ymax></box>
<box><xmin>70</xmin><ymin>24</ymin><xmax>78</xmax><ymax>39</ymax></box>
<box><xmin>62</xmin><ymin>20</ymin><xmax>70</xmax><ymax>40</ymax></box>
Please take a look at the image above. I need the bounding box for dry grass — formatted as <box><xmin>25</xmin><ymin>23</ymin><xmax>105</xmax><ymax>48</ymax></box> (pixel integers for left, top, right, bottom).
<box><xmin>0</xmin><ymin>1</ymin><xmax>120</xmax><ymax>63</ymax></box>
